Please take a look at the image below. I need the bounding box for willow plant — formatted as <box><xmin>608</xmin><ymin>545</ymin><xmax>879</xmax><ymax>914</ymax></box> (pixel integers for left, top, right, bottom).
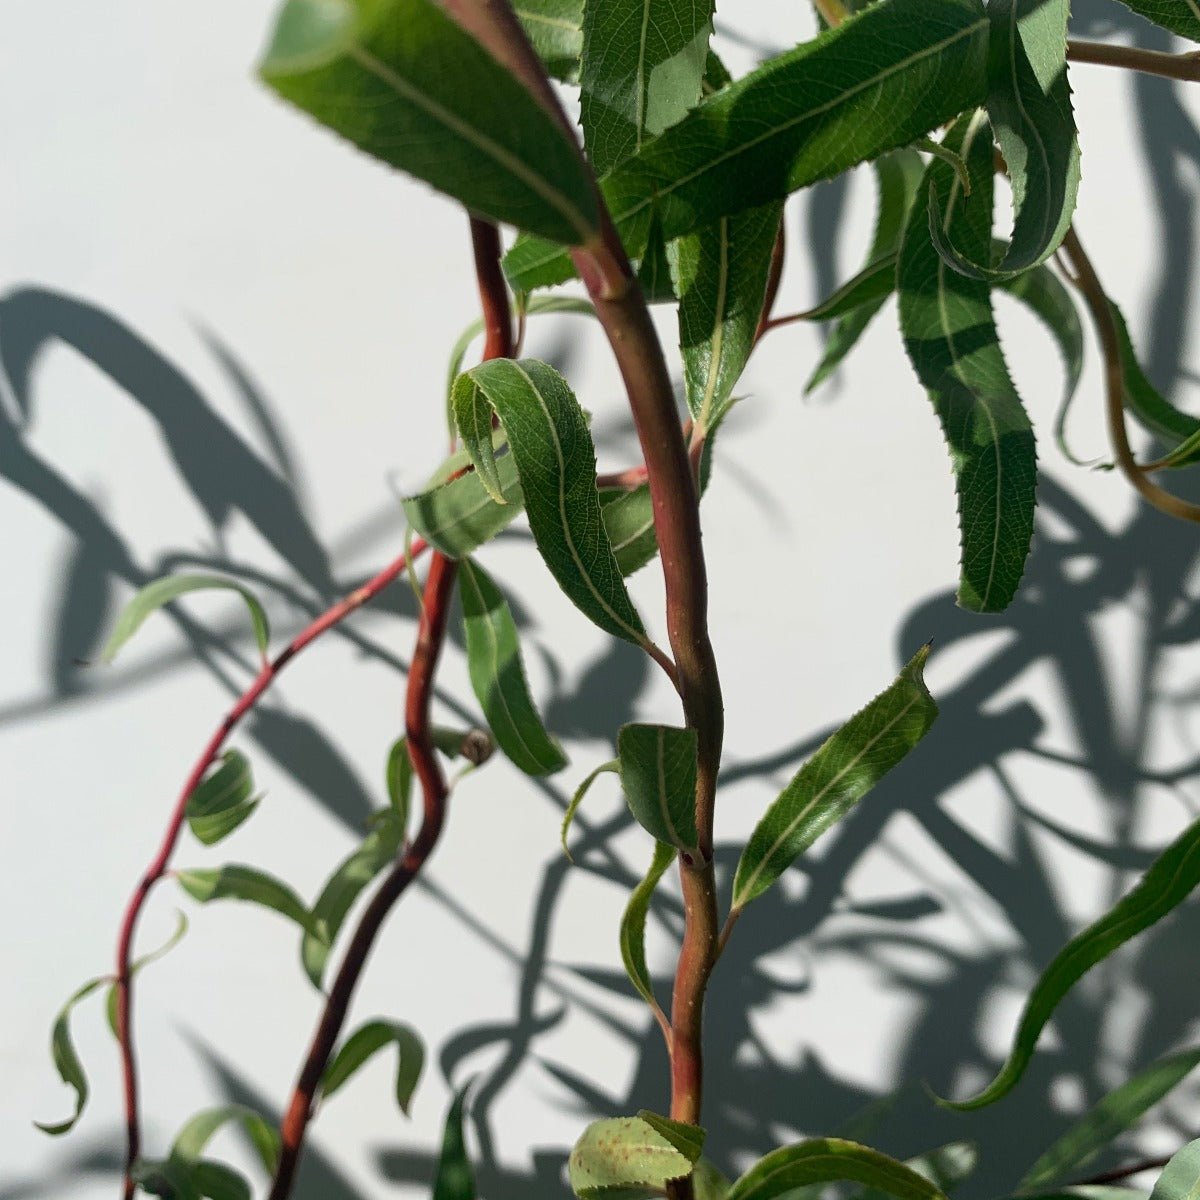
<box><xmin>34</xmin><ymin>0</ymin><xmax>1200</xmax><ymax>1198</ymax></box>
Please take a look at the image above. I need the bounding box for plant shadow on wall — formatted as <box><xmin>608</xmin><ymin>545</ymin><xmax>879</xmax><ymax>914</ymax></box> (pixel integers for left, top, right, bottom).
<box><xmin>6</xmin><ymin>3</ymin><xmax>1200</xmax><ymax>1198</ymax></box>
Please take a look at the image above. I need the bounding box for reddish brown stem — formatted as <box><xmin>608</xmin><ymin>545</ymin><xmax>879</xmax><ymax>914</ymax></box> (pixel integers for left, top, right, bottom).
<box><xmin>1067</xmin><ymin>38</ymin><xmax>1200</xmax><ymax>82</ymax></box>
<box><xmin>115</xmin><ymin>537</ymin><xmax>428</xmax><ymax>1196</ymax></box>
<box><xmin>753</xmin><ymin>218</ymin><xmax>787</xmax><ymax>344</ymax></box>
<box><xmin>268</xmin><ymin>550</ymin><xmax>458</xmax><ymax>1199</ymax></box>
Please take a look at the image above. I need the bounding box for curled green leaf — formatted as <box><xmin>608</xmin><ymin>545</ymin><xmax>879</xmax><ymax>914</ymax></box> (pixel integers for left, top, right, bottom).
<box><xmin>620</xmin><ymin>840</ymin><xmax>677</xmax><ymax>1016</ymax></box>
<box><xmin>321</xmin><ymin>1019</ymin><xmax>425</xmax><ymax>1115</ymax></box>
<box><xmin>35</xmin><ymin>975</ymin><xmax>108</xmax><ymax>1135</ymax></box>
<box><xmin>106</xmin><ymin>910</ymin><xmax>189</xmax><ymax>1037</ymax></box>
<box><xmin>102</xmin><ymin>573</ymin><xmax>269</xmax><ymax>664</ymax></box>
<box><xmin>176</xmin><ymin>865</ymin><xmax>317</xmax><ymax>938</ymax></box>
<box><xmin>936</xmin><ymin>814</ymin><xmax>1200</xmax><ymax>1110</ymax></box>
<box><xmin>170</xmin><ymin>1104</ymin><xmax>281</xmax><ymax>1174</ymax></box>
<box><xmin>185</xmin><ymin>750</ymin><xmax>261</xmax><ymax>846</ymax></box>
<box><xmin>561</xmin><ymin>760</ymin><xmax>619</xmax><ymax>860</ymax></box>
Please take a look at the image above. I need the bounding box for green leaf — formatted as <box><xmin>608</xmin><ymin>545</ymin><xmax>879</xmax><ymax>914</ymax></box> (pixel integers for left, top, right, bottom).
<box><xmin>620</xmin><ymin>840</ymin><xmax>677</xmax><ymax>1013</ymax></box>
<box><xmin>807</xmin><ymin>150</ymin><xmax>925</xmax><ymax>392</ymax></box>
<box><xmin>600</xmin><ymin>484</ymin><xmax>660</xmax><ymax>576</ymax></box>
<box><xmin>504</xmin><ymin>0</ymin><xmax>988</xmax><ymax>291</ymax></box>
<box><xmin>402</xmin><ymin>451</ymin><xmax>525</xmax><ymax>559</ymax></box>
<box><xmin>732</xmin><ymin>646</ymin><xmax>937</xmax><ymax>909</ymax></box>
<box><xmin>580</xmin><ymin>0</ymin><xmax>713</xmax><ymax>174</ymax></box>
<box><xmin>516</xmin><ymin>0</ymin><xmax>584</xmax><ymax>81</ymax></box>
<box><xmin>170</xmin><ymin>1105</ymin><xmax>281</xmax><ymax>1174</ymax></box>
<box><xmin>302</xmin><ymin>811</ymin><xmax>404</xmax><ymax>989</ymax></box>
<box><xmin>101</xmin><ymin>573</ymin><xmax>269</xmax><ymax>664</ymax></box>
<box><xmin>617</xmin><ymin>723</ymin><xmax>699</xmax><ymax>852</ymax></box>
<box><xmin>996</xmin><ymin>258</ymin><xmax>1086</xmax><ymax>467</ymax></box>
<box><xmin>1149</xmin><ymin>1140</ymin><xmax>1200</xmax><ymax>1200</ymax></box>
<box><xmin>433</xmin><ymin>1087</ymin><xmax>476</xmax><ymax>1200</ymax></box>
<box><xmin>35</xmin><ymin>975</ymin><xmax>107</xmax><ymax>1135</ymax></box>
<box><xmin>727</xmin><ymin>1139</ymin><xmax>949</xmax><ymax>1200</ymax></box>
<box><xmin>695</xmin><ymin>1159</ymin><xmax>733</xmax><ymax>1200</ymax></box>
<box><xmin>106</xmin><ymin>911</ymin><xmax>189</xmax><ymax>1037</ymax></box>
<box><xmin>671</xmin><ymin>204</ymin><xmax>782</xmax><ymax>437</ymax></box>
<box><xmin>936</xmin><ymin>813</ymin><xmax>1200</xmax><ymax>1110</ymax></box>
<box><xmin>1111</xmin><ymin>0</ymin><xmax>1200</xmax><ymax>43</ymax></box>
<box><xmin>259</xmin><ymin>0</ymin><xmax>599</xmax><ymax>246</ymax></box>
<box><xmin>852</xmin><ymin>1142</ymin><xmax>980</xmax><ymax>1200</ymax></box>
<box><xmin>569</xmin><ymin>1115</ymin><xmax>700</xmax><ymax>1199</ymax></box>
<box><xmin>387</xmin><ymin>736</ymin><xmax>414</xmax><ymax>826</ymax></box>
<box><xmin>636</xmin><ymin>1111</ymin><xmax>706</xmax><ymax>1161</ymax></box>
<box><xmin>176</xmin><ymin>865</ymin><xmax>317</xmax><ymax>937</ymax></box>
<box><xmin>1020</xmin><ymin>1045</ymin><xmax>1200</xmax><ymax>1191</ymax></box>
<box><xmin>930</xmin><ymin>0</ymin><xmax>1080</xmax><ymax>280</ymax></box>
<box><xmin>185</xmin><ymin>751</ymin><xmax>261</xmax><ymax>846</ymax></box>
<box><xmin>321</xmin><ymin>1019</ymin><xmax>425</xmax><ymax>1115</ymax></box>
<box><xmin>452</xmin><ymin>358</ymin><xmax>647</xmax><ymax>646</ymax></box>
<box><xmin>131</xmin><ymin>1158</ymin><xmax>203</xmax><ymax>1200</ymax></box>
<box><xmin>561</xmin><ymin>760</ymin><xmax>619</xmax><ymax>860</ymax></box>
<box><xmin>897</xmin><ymin>110</ymin><xmax>1038</xmax><ymax>613</ymax></box>
<box><xmin>459</xmin><ymin>558</ymin><xmax>567</xmax><ymax>776</ymax></box>
<box><xmin>192</xmin><ymin>1161</ymin><xmax>252</xmax><ymax>1200</ymax></box>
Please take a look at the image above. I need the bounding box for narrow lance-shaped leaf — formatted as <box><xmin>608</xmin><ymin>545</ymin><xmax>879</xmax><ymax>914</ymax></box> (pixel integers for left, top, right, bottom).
<box><xmin>898</xmin><ymin>110</ymin><xmax>1038</xmax><ymax>613</ymax></box>
<box><xmin>170</xmin><ymin>1105</ymin><xmax>281</xmax><ymax>1174</ymax></box>
<box><xmin>581</xmin><ymin>0</ymin><xmax>713</xmax><ymax>174</ymax></box>
<box><xmin>302</xmin><ymin>811</ymin><xmax>404</xmax><ymax>989</ymax></box>
<box><xmin>1149</xmin><ymin>1140</ymin><xmax>1200</xmax><ymax>1200</ymax></box>
<box><xmin>732</xmin><ymin>646</ymin><xmax>937</xmax><ymax>909</ymax></box>
<box><xmin>320</xmin><ymin>1020</ymin><xmax>425</xmax><ymax>1116</ymax></box>
<box><xmin>930</xmin><ymin>0</ymin><xmax>1080</xmax><ymax>280</ymax></box>
<box><xmin>727</xmin><ymin>1138</ymin><xmax>950</xmax><ymax>1200</ymax></box>
<box><xmin>561</xmin><ymin>760</ymin><xmax>619</xmax><ymax>860</ymax></box>
<box><xmin>570</xmin><ymin>1115</ymin><xmax>701</xmax><ymax>1199</ymax></box>
<box><xmin>516</xmin><ymin>0</ymin><xmax>584</xmax><ymax>82</ymax></box>
<box><xmin>936</xmin><ymin>813</ymin><xmax>1200</xmax><ymax>1110</ymax></box>
<box><xmin>617</xmin><ymin>723</ymin><xmax>699</xmax><ymax>852</ymax></box>
<box><xmin>1020</xmin><ymin>1045</ymin><xmax>1200</xmax><ymax>1191</ymax></box>
<box><xmin>259</xmin><ymin>0</ymin><xmax>599</xmax><ymax>246</ymax></box>
<box><xmin>808</xmin><ymin>149</ymin><xmax>925</xmax><ymax>392</ymax></box>
<box><xmin>671</xmin><ymin>203</ymin><xmax>782</xmax><ymax>437</ymax></box>
<box><xmin>504</xmin><ymin>0</ymin><xmax>989</xmax><ymax>291</ymax></box>
<box><xmin>35</xmin><ymin>976</ymin><xmax>107</xmax><ymax>1135</ymax></box>
<box><xmin>1110</xmin><ymin>0</ymin><xmax>1200</xmax><ymax>45</ymax></box>
<box><xmin>433</xmin><ymin>1087</ymin><xmax>476</xmax><ymax>1200</ymax></box>
<box><xmin>101</xmin><ymin>573</ymin><xmax>269</xmax><ymax>664</ymax></box>
<box><xmin>106</xmin><ymin>911</ymin><xmax>189</xmax><ymax>1037</ymax></box>
<box><xmin>459</xmin><ymin>558</ymin><xmax>567</xmax><ymax>777</ymax></box>
<box><xmin>402</xmin><ymin>451</ymin><xmax>524</xmax><ymax>559</ymax></box>
<box><xmin>176</xmin><ymin>865</ymin><xmax>318</xmax><ymax>938</ymax></box>
<box><xmin>620</xmin><ymin>840</ymin><xmax>677</xmax><ymax>1014</ymax></box>
<box><xmin>452</xmin><ymin>358</ymin><xmax>647</xmax><ymax>646</ymax></box>
<box><xmin>185</xmin><ymin>750</ymin><xmax>261</xmax><ymax>846</ymax></box>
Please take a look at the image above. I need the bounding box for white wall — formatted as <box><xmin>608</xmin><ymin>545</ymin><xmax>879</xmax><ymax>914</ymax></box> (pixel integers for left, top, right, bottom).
<box><xmin>4</xmin><ymin>3</ymin><xmax>1200</xmax><ymax>1198</ymax></box>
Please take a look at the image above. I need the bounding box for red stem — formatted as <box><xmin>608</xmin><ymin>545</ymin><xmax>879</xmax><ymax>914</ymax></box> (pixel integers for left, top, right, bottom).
<box><xmin>115</xmin><ymin>537</ymin><xmax>428</xmax><ymax>1195</ymax></box>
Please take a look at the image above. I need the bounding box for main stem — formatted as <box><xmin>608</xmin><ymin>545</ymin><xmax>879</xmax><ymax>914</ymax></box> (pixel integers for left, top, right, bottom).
<box><xmin>439</xmin><ymin>0</ymin><xmax>725</xmax><ymax>1131</ymax></box>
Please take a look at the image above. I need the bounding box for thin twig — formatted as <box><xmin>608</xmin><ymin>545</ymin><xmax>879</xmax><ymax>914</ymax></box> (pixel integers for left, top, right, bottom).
<box><xmin>1067</xmin><ymin>38</ymin><xmax>1200</xmax><ymax>83</ymax></box>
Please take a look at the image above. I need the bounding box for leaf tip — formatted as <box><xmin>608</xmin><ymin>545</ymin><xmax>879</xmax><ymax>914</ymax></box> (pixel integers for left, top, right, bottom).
<box><xmin>260</xmin><ymin>0</ymin><xmax>357</xmax><ymax>77</ymax></box>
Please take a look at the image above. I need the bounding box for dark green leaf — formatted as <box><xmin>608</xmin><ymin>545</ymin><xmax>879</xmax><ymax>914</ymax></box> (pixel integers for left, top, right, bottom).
<box><xmin>452</xmin><ymin>358</ymin><xmax>647</xmax><ymax>645</ymax></box>
<box><xmin>854</xmin><ymin>1144</ymin><xmax>979</xmax><ymax>1200</ymax></box>
<box><xmin>898</xmin><ymin>111</ymin><xmax>1038</xmax><ymax>613</ymax></box>
<box><xmin>106</xmin><ymin>911</ymin><xmax>189</xmax><ymax>1037</ymax></box>
<box><xmin>930</xmin><ymin>0</ymin><xmax>1080</xmax><ymax>280</ymax></box>
<box><xmin>185</xmin><ymin>751</ymin><xmax>260</xmax><ymax>846</ymax></box>
<box><xmin>259</xmin><ymin>0</ymin><xmax>599</xmax><ymax>245</ymax></box>
<box><xmin>176</xmin><ymin>865</ymin><xmax>316</xmax><ymax>937</ymax></box>
<box><xmin>516</xmin><ymin>0</ymin><xmax>584</xmax><ymax>81</ymax></box>
<box><xmin>636</xmin><ymin>1111</ymin><xmax>706</xmax><ymax>1161</ymax></box>
<box><xmin>459</xmin><ymin>558</ymin><xmax>567</xmax><ymax>776</ymax></box>
<box><xmin>996</xmin><ymin>258</ymin><xmax>1086</xmax><ymax>466</ymax></box>
<box><xmin>580</xmin><ymin>0</ymin><xmax>713</xmax><ymax>174</ymax></box>
<box><xmin>808</xmin><ymin>150</ymin><xmax>925</xmax><ymax>392</ymax></box>
<box><xmin>1111</xmin><ymin>0</ymin><xmax>1200</xmax><ymax>43</ymax></box>
<box><xmin>1149</xmin><ymin>1140</ymin><xmax>1200</xmax><ymax>1200</ymax></box>
<box><xmin>35</xmin><ymin>975</ymin><xmax>107</xmax><ymax>1135</ymax></box>
<box><xmin>321</xmin><ymin>1019</ymin><xmax>425</xmax><ymax>1115</ymax></box>
<box><xmin>1020</xmin><ymin>1045</ymin><xmax>1200</xmax><ymax>1191</ymax></box>
<box><xmin>387</xmin><ymin>736</ymin><xmax>414</xmax><ymax>825</ymax></box>
<box><xmin>620</xmin><ymin>840</ymin><xmax>676</xmax><ymax>1013</ymax></box>
<box><xmin>101</xmin><ymin>573</ymin><xmax>269</xmax><ymax>664</ymax></box>
<box><xmin>617</xmin><ymin>723</ymin><xmax>699</xmax><ymax>852</ymax></box>
<box><xmin>131</xmin><ymin>1158</ymin><xmax>202</xmax><ymax>1200</ymax></box>
<box><xmin>671</xmin><ymin>204</ymin><xmax>781</xmax><ymax>436</ymax></box>
<box><xmin>728</xmin><ymin>1139</ymin><xmax>948</xmax><ymax>1200</ymax></box>
<box><xmin>600</xmin><ymin>484</ymin><xmax>659</xmax><ymax>576</ymax></box>
<box><xmin>192</xmin><ymin>1161</ymin><xmax>252</xmax><ymax>1200</ymax></box>
<box><xmin>733</xmin><ymin>646</ymin><xmax>937</xmax><ymax>909</ymax></box>
<box><xmin>570</xmin><ymin>1115</ymin><xmax>700</xmax><ymax>1198</ymax></box>
<box><xmin>504</xmin><ymin>0</ymin><xmax>988</xmax><ymax>291</ymax></box>
<box><xmin>170</xmin><ymin>1105</ymin><xmax>281</xmax><ymax>1174</ymax></box>
<box><xmin>433</xmin><ymin>1087</ymin><xmax>476</xmax><ymax>1200</ymax></box>
<box><xmin>937</xmin><ymin>814</ymin><xmax>1200</xmax><ymax>1110</ymax></box>
<box><xmin>561</xmin><ymin>760</ymin><xmax>619</xmax><ymax>860</ymax></box>
<box><xmin>302</xmin><ymin>811</ymin><xmax>404</xmax><ymax>989</ymax></box>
